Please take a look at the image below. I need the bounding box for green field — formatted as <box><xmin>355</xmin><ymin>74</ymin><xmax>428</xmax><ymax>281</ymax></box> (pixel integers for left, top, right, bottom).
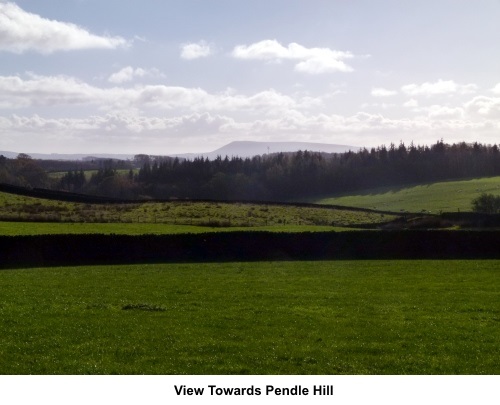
<box><xmin>313</xmin><ymin>176</ymin><xmax>500</xmax><ymax>213</ymax></box>
<box><xmin>0</xmin><ymin>221</ymin><xmax>356</xmax><ymax>235</ymax></box>
<box><xmin>0</xmin><ymin>191</ymin><xmax>394</xmax><ymax>232</ymax></box>
<box><xmin>1</xmin><ymin>260</ymin><xmax>499</xmax><ymax>374</ymax></box>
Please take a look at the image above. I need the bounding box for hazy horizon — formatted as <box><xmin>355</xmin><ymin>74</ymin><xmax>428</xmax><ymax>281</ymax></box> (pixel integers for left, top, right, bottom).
<box><xmin>0</xmin><ymin>140</ymin><xmax>360</xmax><ymax>160</ymax></box>
<box><xmin>1</xmin><ymin>1</ymin><xmax>500</xmax><ymax>155</ymax></box>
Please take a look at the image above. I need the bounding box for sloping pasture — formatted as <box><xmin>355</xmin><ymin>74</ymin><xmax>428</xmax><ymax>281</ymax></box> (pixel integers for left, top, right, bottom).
<box><xmin>314</xmin><ymin>176</ymin><xmax>500</xmax><ymax>213</ymax></box>
<box><xmin>0</xmin><ymin>190</ymin><xmax>395</xmax><ymax>232</ymax></box>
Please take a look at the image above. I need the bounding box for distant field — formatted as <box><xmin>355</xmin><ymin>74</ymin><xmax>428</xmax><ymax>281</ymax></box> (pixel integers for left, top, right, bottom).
<box><xmin>1</xmin><ymin>260</ymin><xmax>499</xmax><ymax>374</ymax></box>
<box><xmin>48</xmin><ymin>169</ymin><xmax>138</xmax><ymax>181</ymax></box>
<box><xmin>0</xmin><ymin>191</ymin><xmax>394</xmax><ymax>230</ymax></box>
<box><xmin>313</xmin><ymin>176</ymin><xmax>500</xmax><ymax>213</ymax></box>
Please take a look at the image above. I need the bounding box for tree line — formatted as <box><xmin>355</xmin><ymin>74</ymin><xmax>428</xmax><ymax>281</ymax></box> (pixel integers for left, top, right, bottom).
<box><xmin>2</xmin><ymin>140</ymin><xmax>500</xmax><ymax>203</ymax></box>
<box><xmin>0</xmin><ymin>153</ymin><xmax>50</xmax><ymax>188</ymax></box>
<box><xmin>134</xmin><ymin>140</ymin><xmax>500</xmax><ymax>200</ymax></box>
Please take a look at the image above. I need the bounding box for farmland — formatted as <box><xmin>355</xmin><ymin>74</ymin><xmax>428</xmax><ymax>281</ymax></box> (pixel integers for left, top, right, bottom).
<box><xmin>0</xmin><ymin>190</ymin><xmax>395</xmax><ymax>234</ymax></box>
<box><xmin>1</xmin><ymin>260</ymin><xmax>499</xmax><ymax>374</ymax></box>
<box><xmin>1</xmin><ymin>175</ymin><xmax>499</xmax><ymax>375</ymax></box>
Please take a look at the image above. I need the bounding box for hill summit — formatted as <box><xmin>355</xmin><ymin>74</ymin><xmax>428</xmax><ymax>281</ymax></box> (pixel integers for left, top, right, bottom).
<box><xmin>175</xmin><ymin>141</ymin><xmax>358</xmax><ymax>159</ymax></box>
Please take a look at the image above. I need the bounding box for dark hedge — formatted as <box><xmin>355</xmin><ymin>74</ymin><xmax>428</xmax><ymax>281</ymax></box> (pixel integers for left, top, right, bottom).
<box><xmin>1</xmin><ymin>231</ymin><xmax>500</xmax><ymax>268</ymax></box>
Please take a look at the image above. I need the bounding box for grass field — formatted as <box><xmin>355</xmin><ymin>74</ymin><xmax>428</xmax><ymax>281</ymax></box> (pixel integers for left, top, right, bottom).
<box><xmin>313</xmin><ymin>176</ymin><xmax>500</xmax><ymax>213</ymax></box>
<box><xmin>0</xmin><ymin>191</ymin><xmax>394</xmax><ymax>230</ymax></box>
<box><xmin>1</xmin><ymin>260</ymin><xmax>499</xmax><ymax>374</ymax></box>
<box><xmin>0</xmin><ymin>221</ymin><xmax>356</xmax><ymax>235</ymax></box>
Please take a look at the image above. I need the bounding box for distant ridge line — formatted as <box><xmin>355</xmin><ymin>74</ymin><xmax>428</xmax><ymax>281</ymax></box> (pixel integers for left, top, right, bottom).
<box><xmin>1</xmin><ymin>140</ymin><xmax>359</xmax><ymax>161</ymax></box>
<box><xmin>174</xmin><ymin>141</ymin><xmax>358</xmax><ymax>160</ymax></box>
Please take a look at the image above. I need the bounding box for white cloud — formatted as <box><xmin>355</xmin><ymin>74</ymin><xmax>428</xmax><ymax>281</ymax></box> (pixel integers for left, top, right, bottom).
<box><xmin>108</xmin><ymin>67</ymin><xmax>165</xmax><ymax>84</ymax></box>
<box><xmin>3</xmin><ymin>108</ymin><xmax>500</xmax><ymax>154</ymax></box>
<box><xmin>232</xmin><ymin>39</ymin><xmax>291</xmax><ymax>60</ymax></box>
<box><xmin>491</xmin><ymin>83</ymin><xmax>500</xmax><ymax>94</ymax></box>
<box><xmin>134</xmin><ymin>85</ymin><xmax>309</xmax><ymax>113</ymax></box>
<box><xmin>218</xmin><ymin>110</ymin><xmax>500</xmax><ymax>147</ymax></box>
<box><xmin>405</xmin><ymin>101</ymin><xmax>466</xmax><ymax>119</ymax></box>
<box><xmin>0</xmin><ymin>2</ymin><xmax>129</xmax><ymax>53</ymax></box>
<box><xmin>361</xmin><ymin>102</ymin><xmax>396</xmax><ymax>110</ymax></box>
<box><xmin>232</xmin><ymin>39</ymin><xmax>354</xmax><ymax>74</ymax></box>
<box><xmin>109</xmin><ymin>67</ymin><xmax>144</xmax><ymax>84</ymax></box>
<box><xmin>294</xmin><ymin>58</ymin><xmax>351</xmax><ymax>74</ymax></box>
<box><xmin>401</xmin><ymin>80</ymin><xmax>478</xmax><ymax>97</ymax></box>
<box><xmin>2</xmin><ymin>71</ymin><xmax>500</xmax><ymax>153</ymax></box>
<box><xmin>0</xmin><ymin>73</ymin><xmax>322</xmax><ymax>114</ymax></box>
<box><xmin>403</xmin><ymin>99</ymin><xmax>419</xmax><ymax>108</ymax></box>
<box><xmin>425</xmin><ymin>105</ymin><xmax>465</xmax><ymax>119</ymax></box>
<box><xmin>465</xmin><ymin>96</ymin><xmax>500</xmax><ymax>118</ymax></box>
<box><xmin>0</xmin><ymin>73</ymin><xmax>107</xmax><ymax>108</ymax></box>
<box><xmin>371</xmin><ymin>87</ymin><xmax>398</xmax><ymax>97</ymax></box>
<box><xmin>0</xmin><ymin>112</ymin><xmax>241</xmax><ymax>153</ymax></box>
<box><xmin>180</xmin><ymin>41</ymin><xmax>213</xmax><ymax>60</ymax></box>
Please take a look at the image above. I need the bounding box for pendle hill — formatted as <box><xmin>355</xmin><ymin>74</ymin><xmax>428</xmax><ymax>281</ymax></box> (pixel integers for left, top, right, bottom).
<box><xmin>0</xmin><ymin>141</ymin><xmax>357</xmax><ymax>161</ymax></box>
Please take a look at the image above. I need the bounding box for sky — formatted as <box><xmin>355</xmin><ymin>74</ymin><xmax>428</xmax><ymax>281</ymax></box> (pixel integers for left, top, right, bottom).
<box><xmin>1</xmin><ymin>0</ymin><xmax>500</xmax><ymax>155</ymax></box>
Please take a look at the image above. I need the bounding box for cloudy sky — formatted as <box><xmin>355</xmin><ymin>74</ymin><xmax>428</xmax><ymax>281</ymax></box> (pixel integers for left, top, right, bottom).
<box><xmin>1</xmin><ymin>0</ymin><xmax>500</xmax><ymax>155</ymax></box>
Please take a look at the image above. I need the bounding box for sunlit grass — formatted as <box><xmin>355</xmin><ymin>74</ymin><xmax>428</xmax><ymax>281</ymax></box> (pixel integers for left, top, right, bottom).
<box><xmin>313</xmin><ymin>176</ymin><xmax>500</xmax><ymax>213</ymax></box>
<box><xmin>1</xmin><ymin>260</ymin><xmax>499</xmax><ymax>374</ymax></box>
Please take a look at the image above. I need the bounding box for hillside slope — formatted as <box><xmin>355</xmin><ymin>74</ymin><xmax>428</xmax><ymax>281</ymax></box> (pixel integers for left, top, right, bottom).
<box><xmin>314</xmin><ymin>176</ymin><xmax>500</xmax><ymax>213</ymax></box>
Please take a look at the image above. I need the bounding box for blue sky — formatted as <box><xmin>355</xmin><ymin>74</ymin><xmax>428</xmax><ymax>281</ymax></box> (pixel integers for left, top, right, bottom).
<box><xmin>1</xmin><ymin>0</ymin><xmax>500</xmax><ymax>154</ymax></box>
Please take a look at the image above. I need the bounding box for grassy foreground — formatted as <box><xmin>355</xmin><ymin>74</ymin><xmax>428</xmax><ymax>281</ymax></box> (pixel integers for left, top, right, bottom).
<box><xmin>1</xmin><ymin>260</ymin><xmax>499</xmax><ymax>374</ymax></box>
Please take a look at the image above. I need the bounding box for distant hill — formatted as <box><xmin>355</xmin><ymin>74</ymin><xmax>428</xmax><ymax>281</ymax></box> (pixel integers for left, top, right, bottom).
<box><xmin>175</xmin><ymin>141</ymin><xmax>359</xmax><ymax>160</ymax></box>
<box><xmin>0</xmin><ymin>151</ymin><xmax>136</xmax><ymax>161</ymax></box>
<box><xmin>1</xmin><ymin>141</ymin><xmax>358</xmax><ymax>161</ymax></box>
